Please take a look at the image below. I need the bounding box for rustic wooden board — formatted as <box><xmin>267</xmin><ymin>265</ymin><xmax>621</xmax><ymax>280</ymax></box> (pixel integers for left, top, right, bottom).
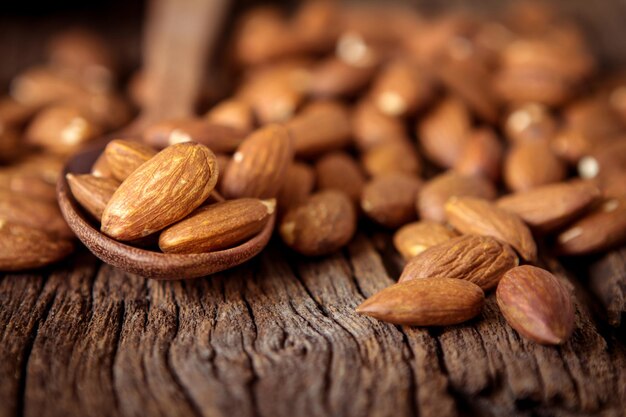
<box><xmin>1</xmin><ymin>237</ymin><xmax>625</xmax><ymax>417</ymax></box>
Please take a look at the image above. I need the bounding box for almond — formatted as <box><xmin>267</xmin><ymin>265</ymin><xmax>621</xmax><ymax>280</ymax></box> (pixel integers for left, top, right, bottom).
<box><xmin>503</xmin><ymin>141</ymin><xmax>567</xmax><ymax>192</ymax></box>
<box><xmin>393</xmin><ymin>221</ymin><xmax>458</xmax><ymax>259</ymax></box>
<box><xmin>143</xmin><ymin>118</ymin><xmax>246</xmax><ymax>151</ymax></box>
<box><xmin>0</xmin><ymin>127</ymin><xmax>22</xmax><ymax>163</ymax></box>
<box><xmin>497</xmin><ymin>181</ymin><xmax>601</xmax><ymax>232</ymax></box>
<box><xmin>418</xmin><ymin>96</ymin><xmax>472</xmax><ymax>168</ymax></box>
<box><xmin>0</xmin><ymin>190</ymin><xmax>72</xmax><ymax>238</ymax></box>
<box><xmin>361</xmin><ymin>173</ymin><xmax>422</xmax><ymax>228</ymax></box>
<box><xmin>286</xmin><ymin>101</ymin><xmax>352</xmax><ymax>157</ymax></box>
<box><xmin>399</xmin><ymin>235</ymin><xmax>518</xmax><ymax>290</ymax></box>
<box><xmin>0</xmin><ymin>221</ymin><xmax>74</xmax><ymax>271</ymax></box>
<box><xmin>496</xmin><ymin>265</ymin><xmax>575</xmax><ymax>345</ymax></box>
<box><xmin>315</xmin><ymin>151</ymin><xmax>365</xmax><ymax>203</ymax></box>
<box><xmin>308</xmin><ymin>56</ymin><xmax>378</xmax><ymax>98</ymax></box>
<box><xmin>91</xmin><ymin>152</ymin><xmax>113</xmax><ymax>178</ymax></box>
<box><xmin>445</xmin><ymin>197</ymin><xmax>537</xmax><ymax>262</ymax></box>
<box><xmin>356</xmin><ymin>278</ymin><xmax>485</xmax><ymax>326</ymax></box>
<box><xmin>417</xmin><ymin>171</ymin><xmax>496</xmax><ymax>223</ymax></box>
<box><xmin>361</xmin><ymin>139</ymin><xmax>422</xmax><ymax>177</ymax></box>
<box><xmin>277</xmin><ymin>162</ymin><xmax>316</xmax><ymax>214</ymax></box>
<box><xmin>221</xmin><ymin>124</ymin><xmax>293</xmax><ymax>199</ymax></box>
<box><xmin>0</xmin><ymin>170</ymin><xmax>57</xmax><ymax>202</ymax></box>
<box><xmin>503</xmin><ymin>102</ymin><xmax>556</xmax><ymax>143</ymax></box>
<box><xmin>454</xmin><ymin>127</ymin><xmax>503</xmax><ymax>182</ymax></box>
<box><xmin>280</xmin><ymin>190</ymin><xmax>356</xmax><ymax>256</ymax></box>
<box><xmin>555</xmin><ymin>196</ymin><xmax>626</xmax><ymax>255</ymax></box>
<box><xmin>352</xmin><ymin>99</ymin><xmax>406</xmax><ymax>151</ymax></box>
<box><xmin>66</xmin><ymin>174</ymin><xmax>120</xmax><ymax>220</ymax></box>
<box><xmin>101</xmin><ymin>142</ymin><xmax>218</xmax><ymax>241</ymax></box>
<box><xmin>159</xmin><ymin>198</ymin><xmax>275</xmax><ymax>254</ymax></box>
<box><xmin>104</xmin><ymin>139</ymin><xmax>157</xmax><ymax>181</ymax></box>
<box><xmin>205</xmin><ymin>99</ymin><xmax>254</xmax><ymax>132</ymax></box>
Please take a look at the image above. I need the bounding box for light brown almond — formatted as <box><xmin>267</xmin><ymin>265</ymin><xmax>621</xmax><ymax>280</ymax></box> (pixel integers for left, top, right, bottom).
<box><xmin>91</xmin><ymin>152</ymin><xmax>113</xmax><ymax>178</ymax></box>
<box><xmin>361</xmin><ymin>173</ymin><xmax>422</xmax><ymax>228</ymax></box>
<box><xmin>101</xmin><ymin>142</ymin><xmax>218</xmax><ymax>241</ymax></box>
<box><xmin>221</xmin><ymin>124</ymin><xmax>293</xmax><ymax>199</ymax></box>
<box><xmin>504</xmin><ymin>141</ymin><xmax>567</xmax><ymax>192</ymax></box>
<box><xmin>356</xmin><ymin>278</ymin><xmax>485</xmax><ymax>326</ymax></box>
<box><xmin>445</xmin><ymin>197</ymin><xmax>537</xmax><ymax>262</ymax></box>
<box><xmin>0</xmin><ymin>170</ymin><xmax>57</xmax><ymax>202</ymax></box>
<box><xmin>454</xmin><ymin>127</ymin><xmax>503</xmax><ymax>182</ymax></box>
<box><xmin>104</xmin><ymin>139</ymin><xmax>157</xmax><ymax>181</ymax></box>
<box><xmin>361</xmin><ymin>140</ymin><xmax>422</xmax><ymax>177</ymax></box>
<box><xmin>143</xmin><ymin>118</ymin><xmax>246</xmax><ymax>151</ymax></box>
<box><xmin>497</xmin><ymin>181</ymin><xmax>601</xmax><ymax>232</ymax></box>
<box><xmin>287</xmin><ymin>101</ymin><xmax>352</xmax><ymax>157</ymax></box>
<box><xmin>417</xmin><ymin>171</ymin><xmax>496</xmax><ymax>223</ymax></box>
<box><xmin>399</xmin><ymin>235</ymin><xmax>518</xmax><ymax>290</ymax></box>
<box><xmin>159</xmin><ymin>198</ymin><xmax>275</xmax><ymax>254</ymax></box>
<box><xmin>277</xmin><ymin>162</ymin><xmax>316</xmax><ymax>214</ymax></box>
<box><xmin>315</xmin><ymin>152</ymin><xmax>365</xmax><ymax>203</ymax></box>
<box><xmin>308</xmin><ymin>56</ymin><xmax>378</xmax><ymax>99</ymax></box>
<box><xmin>555</xmin><ymin>196</ymin><xmax>626</xmax><ymax>255</ymax></box>
<box><xmin>0</xmin><ymin>128</ymin><xmax>22</xmax><ymax>163</ymax></box>
<box><xmin>352</xmin><ymin>99</ymin><xmax>406</xmax><ymax>151</ymax></box>
<box><xmin>418</xmin><ymin>96</ymin><xmax>472</xmax><ymax>168</ymax></box>
<box><xmin>205</xmin><ymin>99</ymin><xmax>254</xmax><ymax>132</ymax></box>
<box><xmin>66</xmin><ymin>174</ymin><xmax>120</xmax><ymax>220</ymax></box>
<box><xmin>496</xmin><ymin>265</ymin><xmax>575</xmax><ymax>345</ymax></box>
<box><xmin>503</xmin><ymin>102</ymin><xmax>556</xmax><ymax>143</ymax></box>
<box><xmin>0</xmin><ymin>190</ymin><xmax>72</xmax><ymax>238</ymax></box>
<box><xmin>393</xmin><ymin>221</ymin><xmax>458</xmax><ymax>260</ymax></box>
<box><xmin>0</xmin><ymin>221</ymin><xmax>74</xmax><ymax>271</ymax></box>
<box><xmin>280</xmin><ymin>190</ymin><xmax>356</xmax><ymax>256</ymax></box>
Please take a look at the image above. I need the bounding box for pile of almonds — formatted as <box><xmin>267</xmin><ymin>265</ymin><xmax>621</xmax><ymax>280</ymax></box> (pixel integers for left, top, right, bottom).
<box><xmin>4</xmin><ymin>2</ymin><xmax>626</xmax><ymax>346</ymax></box>
<box><xmin>0</xmin><ymin>29</ymin><xmax>132</xmax><ymax>270</ymax></box>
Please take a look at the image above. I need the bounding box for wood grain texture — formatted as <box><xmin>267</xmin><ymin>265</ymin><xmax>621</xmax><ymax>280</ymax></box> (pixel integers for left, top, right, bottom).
<box><xmin>1</xmin><ymin>238</ymin><xmax>625</xmax><ymax>417</ymax></box>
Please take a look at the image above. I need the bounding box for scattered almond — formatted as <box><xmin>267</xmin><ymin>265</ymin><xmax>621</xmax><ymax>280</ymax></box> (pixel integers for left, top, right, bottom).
<box><xmin>66</xmin><ymin>173</ymin><xmax>120</xmax><ymax>220</ymax></box>
<box><xmin>361</xmin><ymin>173</ymin><xmax>422</xmax><ymax>228</ymax></box>
<box><xmin>393</xmin><ymin>221</ymin><xmax>458</xmax><ymax>260</ymax></box>
<box><xmin>315</xmin><ymin>151</ymin><xmax>365</xmax><ymax>203</ymax></box>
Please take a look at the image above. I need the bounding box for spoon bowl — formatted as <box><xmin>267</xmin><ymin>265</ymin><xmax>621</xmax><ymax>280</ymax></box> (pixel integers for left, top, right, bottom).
<box><xmin>57</xmin><ymin>141</ymin><xmax>275</xmax><ymax>279</ymax></box>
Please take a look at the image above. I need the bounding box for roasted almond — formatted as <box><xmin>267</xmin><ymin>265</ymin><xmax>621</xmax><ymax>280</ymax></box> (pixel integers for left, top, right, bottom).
<box><xmin>496</xmin><ymin>265</ymin><xmax>575</xmax><ymax>345</ymax></box>
<box><xmin>0</xmin><ymin>221</ymin><xmax>74</xmax><ymax>271</ymax></box>
<box><xmin>361</xmin><ymin>139</ymin><xmax>422</xmax><ymax>177</ymax></box>
<box><xmin>104</xmin><ymin>139</ymin><xmax>157</xmax><ymax>181</ymax></box>
<box><xmin>417</xmin><ymin>171</ymin><xmax>496</xmax><ymax>223</ymax></box>
<box><xmin>0</xmin><ymin>170</ymin><xmax>57</xmax><ymax>202</ymax></box>
<box><xmin>454</xmin><ymin>127</ymin><xmax>503</xmax><ymax>182</ymax></box>
<box><xmin>418</xmin><ymin>96</ymin><xmax>472</xmax><ymax>168</ymax></box>
<box><xmin>315</xmin><ymin>151</ymin><xmax>365</xmax><ymax>203</ymax></box>
<box><xmin>445</xmin><ymin>197</ymin><xmax>537</xmax><ymax>262</ymax></box>
<box><xmin>503</xmin><ymin>141</ymin><xmax>567</xmax><ymax>192</ymax></box>
<box><xmin>91</xmin><ymin>152</ymin><xmax>113</xmax><ymax>178</ymax></box>
<box><xmin>205</xmin><ymin>99</ymin><xmax>254</xmax><ymax>132</ymax></box>
<box><xmin>0</xmin><ymin>190</ymin><xmax>72</xmax><ymax>238</ymax></box>
<box><xmin>287</xmin><ymin>100</ymin><xmax>352</xmax><ymax>157</ymax></box>
<box><xmin>308</xmin><ymin>56</ymin><xmax>378</xmax><ymax>98</ymax></box>
<box><xmin>159</xmin><ymin>198</ymin><xmax>275</xmax><ymax>254</ymax></box>
<box><xmin>399</xmin><ymin>235</ymin><xmax>518</xmax><ymax>290</ymax></box>
<box><xmin>101</xmin><ymin>142</ymin><xmax>218</xmax><ymax>241</ymax></box>
<box><xmin>143</xmin><ymin>118</ymin><xmax>246</xmax><ymax>152</ymax></box>
<box><xmin>0</xmin><ymin>127</ymin><xmax>22</xmax><ymax>163</ymax></box>
<box><xmin>393</xmin><ymin>221</ymin><xmax>458</xmax><ymax>260</ymax></box>
<box><xmin>280</xmin><ymin>190</ymin><xmax>356</xmax><ymax>256</ymax></box>
<box><xmin>352</xmin><ymin>99</ymin><xmax>406</xmax><ymax>151</ymax></box>
<box><xmin>503</xmin><ymin>102</ymin><xmax>556</xmax><ymax>143</ymax></box>
<box><xmin>361</xmin><ymin>173</ymin><xmax>422</xmax><ymax>228</ymax></box>
<box><xmin>497</xmin><ymin>181</ymin><xmax>601</xmax><ymax>232</ymax></box>
<box><xmin>221</xmin><ymin>124</ymin><xmax>293</xmax><ymax>199</ymax></box>
<box><xmin>66</xmin><ymin>174</ymin><xmax>120</xmax><ymax>220</ymax></box>
<box><xmin>277</xmin><ymin>162</ymin><xmax>316</xmax><ymax>214</ymax></box>
<box><xmin>555</xmin><ymin>196</ymin><xmax>626</xmax><ymax>255</ymax></box>
<box><xmin>356</xmin><ymin>278</ymin><xmax>485</xmax><ymax>326</ymax></box>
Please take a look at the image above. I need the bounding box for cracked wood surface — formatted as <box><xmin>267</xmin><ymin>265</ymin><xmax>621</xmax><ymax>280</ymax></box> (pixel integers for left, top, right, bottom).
<box><xmin>1</xmin><ymin>237</ymin><xmax>625</xmax><ymax>417</ymax></box>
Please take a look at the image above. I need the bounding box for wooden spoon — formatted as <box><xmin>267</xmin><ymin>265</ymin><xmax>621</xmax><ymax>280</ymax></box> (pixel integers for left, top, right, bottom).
<box><xmin>57</xmin><ymin>139</ymin><xmax>275</xmax><ymax>279</ymax></box>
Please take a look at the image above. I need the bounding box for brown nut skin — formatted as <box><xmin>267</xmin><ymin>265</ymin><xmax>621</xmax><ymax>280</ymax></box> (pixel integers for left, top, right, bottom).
<box><xmin>308</xmin><ymin>57</ymin><xmax>378</xmax><ymax>99</ymax></box>
<box><xmin>361</xmin><ymin>173</ymin><xmax>422</xmax><ymax>229</ymax></box>
<box><xmin>104</xmin><ymin>139</ymin><xmax>157</xmax><ymax>181</ymax></box>
<box><xmin>496</xmin><ymin>265</ymin><xmax>575</xmax><ymax>345</ymax></box>
<box><xmin>356</xmin><ymin>278</ymin><xmax>485</xmax><ymax>326</ymax></box>
<box><xmin>0</xmin><ymin>221</ymin><xmax>74</xmax><ymax>271</ymax></box>
<box><xmin>503</xmin><ymin>141</ymin><xmax>567</xmax><ymax>192</ymax></box>
<box><xmin>221</xmin><ymin>124</ymin><xmax>294</xmax><ymax>199</ymax></box>
<box><xmin>503</xmin><ymin>102</ymin><xmax>557</xmax><ymax>143</ymax></box>
<box><xmin>418</xmin><ymin>97</ymin><xmax>472</xmax><ymax>168</ymax></box>
<box><xmin>280</xmin><ymin>190</ymin><xmax>356</xmax><ymax>256</ymax></box>
<box><xmin>66</xmin><ymin>174</ymin><xmax>120</xmax><ymax>221</ymax></box>
<box><xmin>143</xmin><ymin>118</ymin><xmax>246</xmax><ymax>152</ymax></box>
<box><xmin>455</xmin><ymin>127</ymin><xmax>503</xmax><ymax>182</ymax></box>
<box><xmin>352</xmin><ymin>99</ymin><xmax>406</xmax><ymax>152</ymax></box>
<box><xmin>91</xmin><ymin>152</ymin><xmax>113</xmax><ymax>178</ymax></box>
<box><xmin>0</xmin><ymin>190</ymin><xmax>73</xmax><ymax>238</ymax></box>
<box><xmin>277</xmin><ymin>162</ymin><xmax>316</xmax><ymax>215</ymax></box>
<box><xmin>399</xmin><ymin>235</ymin><xmax>519</xmax><ymax>291</ymax></box>
<box><xmin>361</xmin><ymin>140</ymin><xmax>422</xmax><ymax>178</ymax></box>
<box><xmin>315</xmin><ymin>152</ymin><xmax>365</xmax><ymax>204</ymax></box>
<box><xmin>417</xmin><ymin>171</ymin><xmax>496</xmax><ymax>223</ymax></box>
<box><xmin>205</xmin><ymin>99</ymin><xmax>254</xmax><ymax>133</ymax></box>
<box><xmin>497</xmin><ymin>181</ymin><xmax>601</xmax><ymax>233</ymax></box>
<box><xmin>445</xmin><ymin>197</ymin><xmax>537</xmax><ymax>262</ymax></box>
<box><xmin>393</xmin><ymin>221</ymin><xmax>458</xmax><ymax>260</ymax></box>
<box><xmin>159</xmin><ymin>198</ymin><xmax>275</xmax><ymax>254</ymax></box>
<box><xmin>0</xmin><ymin>170</ymin><xmax>57</xmax><ymax>202</ymax></box>
<box><xmin>101</xmin><ymin>142</ymin><xmax>218</xmax><ymax>241</ymax></box>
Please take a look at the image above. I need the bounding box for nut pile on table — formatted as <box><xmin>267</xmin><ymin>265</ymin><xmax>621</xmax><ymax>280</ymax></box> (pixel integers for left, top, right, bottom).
<box><xmin>4</xmin><ymin>2</ymin><xmax>626</xmax><ymax>345</ymax></box>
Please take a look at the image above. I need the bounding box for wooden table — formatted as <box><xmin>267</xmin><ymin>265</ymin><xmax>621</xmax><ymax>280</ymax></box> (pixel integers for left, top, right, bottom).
<box><xmin>1</xmin><ymin>1</ymin><xmax>626</xmax><ymax>416</ymax></box>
